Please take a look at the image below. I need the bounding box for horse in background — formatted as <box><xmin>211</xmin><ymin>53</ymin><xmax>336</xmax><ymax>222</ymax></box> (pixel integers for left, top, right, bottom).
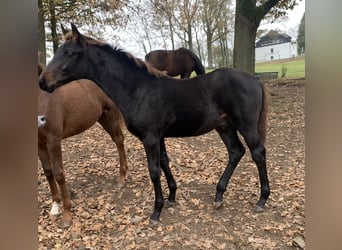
<box><xmin>38</xmin><ymin>62</ymin><xmax>128</xmax><ymax>227</ymax></box>
<box><xmin>145</xmin><ymin>48</ymin><xmax>205</xmax><ymax>78</ymax></box>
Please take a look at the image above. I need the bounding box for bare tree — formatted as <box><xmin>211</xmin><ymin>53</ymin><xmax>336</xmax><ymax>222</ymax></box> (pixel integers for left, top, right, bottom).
<box><xmin>38</xmin><ymin>0</ymin><xmax>127</xmax><ymax>62</ymax></box>
<box><xmin>126</xmin><ymin>2</ymin><xmax>157</xmax><ymax>53</ymax></box>
<box><xmin>200</xmin><ymin>0</ymin><xmax>233</xmax><ymax>68</ymax></box>
<box><xmin>149</xmin><ymin>0</ymin><xmax>234</xmax><ymax>67</ymax></box>
<box><xmin>38</xmin><ymin>0</ymin><xmax>46</xmax><ymax>65</ymax></box>
<box><xmin>175</xmin><ymin>0</ymin><xmax>200</xmax><ymax>51</ymax></box>
<box><xmin>215</xmin><ymin>18</ymin><xmax>233</xmax><ymax>67</ymax></box>
<box><xmin>151</xmin><ymin>0</ymin><xmax>200</xmax><ymax>51</ymax></box>
<box><xmin>152</xmin><ymin>0</ymin><xmax>177</xmax><ymax>50</ymax></box>
<box><xmin>120</xmin><ymin>1</ymin><xmax>172</xmax><ymax>54</ymax></box>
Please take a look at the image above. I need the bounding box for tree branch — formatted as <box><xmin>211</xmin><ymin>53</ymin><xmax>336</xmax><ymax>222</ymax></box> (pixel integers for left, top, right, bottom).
<box><xmin>258</xmin><ymin>0</ymin><xmax>282</xmax><ymax>20</ymax></box>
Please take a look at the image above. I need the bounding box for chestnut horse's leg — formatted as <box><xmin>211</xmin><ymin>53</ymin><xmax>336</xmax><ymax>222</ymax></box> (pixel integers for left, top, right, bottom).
<box><xmin>214</xmin><ymin>127</ymin><xmax>246</xmax><ymax>207</ymax></box>
<box><xmin>98</xmin><ymin>110</ymin><xmax>128</xmax><ymax>186</ymax></box>
<box><xmin>142</xmin><ymin>134</ymin><xmax>164</xmax><ymax>225</ymax></box>
<box><xmin>160</xmin><ymin>139</ymin><xmax>177</xmax><ymax>203</ymax></box>
<box><xmin>47</xmin><ymin>138</ymin><xmax>72</xmax><ymax>227</ymax></box>
<box><xmin>38</xmin><ymin>143</ymin><xmax>61</xmax><ymax>215</ymax></box>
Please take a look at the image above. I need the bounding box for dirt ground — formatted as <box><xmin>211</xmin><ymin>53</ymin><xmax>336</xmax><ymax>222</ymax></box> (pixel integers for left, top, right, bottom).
<box><xmin>38</xmin><ymin>78</ymin><xmax>305</xmax><ymax>249</ymax></box>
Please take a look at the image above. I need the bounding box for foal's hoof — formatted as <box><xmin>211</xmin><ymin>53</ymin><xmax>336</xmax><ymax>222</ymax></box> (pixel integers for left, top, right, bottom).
<box><xmin>254</xmin><ymin>205</ymin><xmax>265</xmax><ymax>213</ymax></box>
<box><xmin>58</xmin><ymin>220</ymin><xmax>72</xmax><ymax>229</ymax></box>
<box><xmin>164</xmin><ymin>200</ymin><xmax>177</xmax><ymax>208</ymax></box>
<box><xmin>66</xmin><ymin>185</ymin><xmax>76</xmax><ymax>199</ymax></box>
<box><xmin>117</xmin><ymin>182</ymin><xmax>126</xmax><ymax>189</ymax></box>
<box><xmin>213</xmin><ymin>201</ymin><xmax>224</xmax><ymax>210</ymax></box>
<box><xmin>149</xmin><ymin>219</ymin><xmax>160</xmax><ymax>228</ymax></box>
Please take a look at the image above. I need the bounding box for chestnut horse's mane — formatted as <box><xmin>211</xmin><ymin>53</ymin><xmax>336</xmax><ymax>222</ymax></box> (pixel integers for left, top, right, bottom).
<box><xmin>63</xmin><ymin>30</ymin><xmax>166</xmax><ymax>78</ymax></box>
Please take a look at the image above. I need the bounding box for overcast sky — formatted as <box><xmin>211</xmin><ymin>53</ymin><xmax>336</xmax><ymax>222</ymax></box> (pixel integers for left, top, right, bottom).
<box><xmin>259</xmin><ymin>0</ymin><xmax>305</xmax><ymax>38</ymax></box>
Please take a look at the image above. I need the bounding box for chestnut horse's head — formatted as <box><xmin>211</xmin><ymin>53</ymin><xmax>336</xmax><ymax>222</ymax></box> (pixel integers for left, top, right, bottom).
<box><xmin>39</xmin><ymin>23</ymin><xmax>88</xmax><ymax>93</ymax></box>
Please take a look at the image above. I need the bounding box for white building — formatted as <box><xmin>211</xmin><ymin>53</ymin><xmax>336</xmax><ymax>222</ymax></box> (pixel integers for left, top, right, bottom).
<box><xmin>255</xmin><ymin>30</ymin><xmax>298</xmax><ymax>63</ymax></box>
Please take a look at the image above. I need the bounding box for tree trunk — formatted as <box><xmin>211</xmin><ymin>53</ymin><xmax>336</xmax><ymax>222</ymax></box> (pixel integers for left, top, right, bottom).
<box><xmin>187</xmin><ymin>22</ymin><xmax>193</xmax><ymax>51</ymax></box>
<box><xmin>48</xmin><ymin>0</ymin><xmax>58</xmax><ymax>54</ymax></box>
<box><xmin>220</xmin><ymin>36</ymin><xmax>229</xmax><ymax>67</ymax></box>
<box><xmin>207</xmin><ymin>32</ymin><xmax>213</xmax><ymax>68</ymax></box>
<box><xmin>233</xmin><ymin>0</ymin><xmax>282</xmax><ymax>74</ymax></box>
<box><xmin>38</xmin><ymin>0</ymin><xmax>46</xmax><ymax>65</ymax></box>
<box><xmin>233</xmin><ymin>12</ymin><xmax>258</xmax><ymax>74</ymax></box>
<box><xmin>194</xmin><ymin>28</ymin><xmax>203</xmax><ymax>61</ymax></box>
<box><xmin>168</xmin><ymin>16</ymin><xmax>175</xmax><ymax>50</ymax></box>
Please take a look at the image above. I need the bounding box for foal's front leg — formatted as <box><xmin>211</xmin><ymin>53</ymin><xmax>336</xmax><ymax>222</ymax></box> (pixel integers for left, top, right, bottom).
<box><xmin>142</xmin><ymin>134</ymin><xmax>164</xmax><ymax>224</ymax></box>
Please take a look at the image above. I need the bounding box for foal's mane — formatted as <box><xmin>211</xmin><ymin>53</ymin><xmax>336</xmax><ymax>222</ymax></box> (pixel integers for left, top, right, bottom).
<box><xmin>64</xmin><ymin>30</ymin><xmax>166</xmax><ymax>78</ymax></box>
<box><xmin>110</xmin><ymin>47</ymin><xmax>167</xmax><ymax>78</ymax></box>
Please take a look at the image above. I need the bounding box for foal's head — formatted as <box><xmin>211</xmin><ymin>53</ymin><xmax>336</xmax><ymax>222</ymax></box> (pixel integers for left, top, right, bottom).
<box><xmin>39</xmin><ymin>23</ymin><xmax>90</xmax><ymax>92</ymax></box>
<box><xmin>39</xmin><ymin>23</ymin><xmax>166</xmax><ymax>93</ymax></box>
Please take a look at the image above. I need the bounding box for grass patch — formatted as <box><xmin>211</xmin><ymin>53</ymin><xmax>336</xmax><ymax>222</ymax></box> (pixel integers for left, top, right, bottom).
<box><xmin>255</xmin><ymin>56</ymin><xmax>305</xmax><ymax>79</ymax></box>
<box><xmin>189</xmin><ymin>56</ymin><xmax>305</xmax><ymax>79</ymax></box>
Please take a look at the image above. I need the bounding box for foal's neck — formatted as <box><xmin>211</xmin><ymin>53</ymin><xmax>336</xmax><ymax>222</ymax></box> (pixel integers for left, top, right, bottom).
<box><xmin>88</xmin><ymin>46</ymin><xmax>155</xmax><ymax>117</ymax></box>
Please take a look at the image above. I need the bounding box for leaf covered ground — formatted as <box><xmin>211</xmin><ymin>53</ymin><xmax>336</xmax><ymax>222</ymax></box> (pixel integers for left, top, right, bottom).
<box><xmin>38</xmin><ymin>79</ymin><xmax>305</xmax><ymax>249</ymax></box>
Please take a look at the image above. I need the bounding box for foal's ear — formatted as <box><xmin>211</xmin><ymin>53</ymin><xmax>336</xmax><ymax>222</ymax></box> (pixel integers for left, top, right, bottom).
<box><xmin>61</xmin><ymin>24</ymin><xmax>72</xmax><ymax>41</ymax></box>
<box><xmin>61</xmin><ymin>24</ymin><xmax>68</xmax><ymax>36</ymax></box>
<box><xmin>70</xmin><ymin>23</ymin><xmax>86</xmax><ymax>47</ymax></box>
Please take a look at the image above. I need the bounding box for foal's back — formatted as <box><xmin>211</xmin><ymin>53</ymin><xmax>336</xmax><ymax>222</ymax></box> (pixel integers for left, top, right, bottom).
<box><xmin>38</xmin><ymin>79</ymin><xmax>116</xmax><ymax>140</ymax></box>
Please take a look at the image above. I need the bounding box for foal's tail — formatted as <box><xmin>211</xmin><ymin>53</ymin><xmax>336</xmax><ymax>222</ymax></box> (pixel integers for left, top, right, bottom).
<box><xmin>190</xmin><ymin>51</ymin><xmax>205</xmax><ymax>76</ymax></box>
<box><xmin>258</xmin><ymin>83</ymin><xmax>270</xmax><ymax>144</ymax></box>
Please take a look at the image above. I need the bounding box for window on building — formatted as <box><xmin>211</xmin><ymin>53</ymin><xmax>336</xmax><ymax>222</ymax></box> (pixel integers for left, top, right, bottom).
<box><xmin>271</xmin><ymin>56</ymin><xmax>273</xmax><ymax>60</ymax></box>
<box><xmin>270</xmin><ymin>48</ymin><xmax>274</xmax><ymax>53</ymax></box>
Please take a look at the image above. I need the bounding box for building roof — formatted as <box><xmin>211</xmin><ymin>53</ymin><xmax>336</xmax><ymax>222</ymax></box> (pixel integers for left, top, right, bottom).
<box><xmin>256</xmin><ymin>30</ymin><xmax>292</xmax><ymax>48</ymax></box>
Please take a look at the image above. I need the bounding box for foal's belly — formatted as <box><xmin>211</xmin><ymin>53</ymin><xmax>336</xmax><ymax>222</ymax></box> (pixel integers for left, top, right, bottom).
<box><xmin>164</xmin><ymin>110</ymin><xmax>224</xmax><ymax>137</ymax></box>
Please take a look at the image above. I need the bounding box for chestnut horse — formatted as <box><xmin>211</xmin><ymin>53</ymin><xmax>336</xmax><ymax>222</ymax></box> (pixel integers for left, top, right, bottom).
<box><xmin>38</xmin><ymin>64</ymin><xmax>128</xmax><ymax>227</ymax></box>
<box><xmin>145</xmin><ymin>48</ymin><xmax>205</xmax><ymax>78</ymax></box>
<box><xmin>40</xmin><ymin>24</ymin><xmax>270</xmax><ymax>227</ymax></box>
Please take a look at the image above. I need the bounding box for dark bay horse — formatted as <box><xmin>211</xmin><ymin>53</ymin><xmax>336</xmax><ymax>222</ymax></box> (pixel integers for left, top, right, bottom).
<box><xmin>40</xmin><ymin>24</ymin><xmax>270</xmax><ymax>226</ymax></box>
<box><xmin>145</xmin><ymin>47</ymin><xmax>205</xmax><ymax>78</ymax></box>
<box><xmin>38</xmin><ymin>63</ymin><xmax>128</xmax><ymax>227</ymax></box>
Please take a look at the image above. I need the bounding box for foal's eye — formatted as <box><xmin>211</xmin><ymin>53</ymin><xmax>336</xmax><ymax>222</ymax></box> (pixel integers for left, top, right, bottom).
<box><xmin>64</xmin><ymin>51</ymin><xmax>73</xmax><ymax>58</ymax></box>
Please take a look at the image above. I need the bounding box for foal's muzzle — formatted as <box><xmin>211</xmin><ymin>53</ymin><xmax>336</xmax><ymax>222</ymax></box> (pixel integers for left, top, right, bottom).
<box><xmin>39</xmin><ymin>78</ymin><xmax>56</xmax><ymax>93</ymax></box>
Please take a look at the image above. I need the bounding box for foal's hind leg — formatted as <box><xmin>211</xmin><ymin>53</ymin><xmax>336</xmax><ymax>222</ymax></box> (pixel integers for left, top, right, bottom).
<box><xmin>214</xmin><ymin>126</ymin><xmax>245</xmax><ymax>207</ymax></box>
<box><xmin>98</xmin><ymin>111</ymin><xmax>128</xmax><ymax>186</ymax></box>
<box><xmin>38</xmin><ymin>143</ymin><xmax>61</xmax><ymax>215</ymax></box>
<box><xmin>241</xmin><ymin>130</ymin><xmax>270</xmax><ymax>212</ymax></box>
<box><xmin>160</xmin><ymin>139</ymin><xmax>177</xmax><ymax>204</ymax></box>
